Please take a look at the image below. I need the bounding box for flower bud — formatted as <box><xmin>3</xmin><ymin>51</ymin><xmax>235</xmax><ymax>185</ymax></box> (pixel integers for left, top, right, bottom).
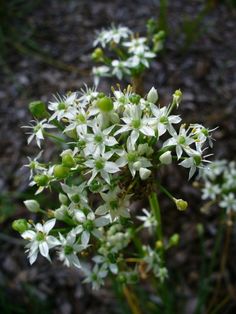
<box><xmin>96</xmin><ymin>97</ymin><xmax>113</xmax><ymax>112</ymax></box>
<box><xmin>155</xmin><ymin>240</ymin><xmax>163</xmax><ymax>249</ymax></box>
<box><xmin>53</xmin><ymin>164</ymin><xmax>70</xmax><ymax>179</ymax></box>
<box><xmin>139</xmin><ymin>167</ymin><xmax>151</xmax><ymax>180</ymax></box>
<box><xmin>168</xmin><ymin>233</ymin><xmax>180</xmax><ymax>247</ymax></box>
<box><xmin>24</xmin><ymin>200</ymin><xmax>40</xmax><ymax>213</ymax></box>
<box><xmin>59</xmin><ymin>193</ymin><xmax>68</xmax><ymax>205</ymax></box>
<box><xmin>34</xmin><ymin>174</ymin><xmax>49</xmax><ymax>186</ymax></box>
<box><xmin>54</xmin><ymin>205</ymin><xmax>67</xmax><ymax>220</ymax></box>
<box><xmin>61</xmin><ymin>153</ymin><xmax>75</xmax><ymax>168</ymax></box>
<box><xmin>91</xmin><ymin>48</ymin><xmax>104</xmax><ymax>61</ymax></box>
<box><xmin>172</xmin><ymin>89</ymin><xmax>182</xmax><ymax>107</ymax></box>
<box><xmin>174</xmin><ymin>198</ymin><xmax>188</xmax><ymax>211</ymax></box>
<box><xmin>147</xmin><ymin>87</ymin><xmax>158</xmax><ymax>103</ymax></box>
<box><xmin>159</xmin><ymin>151</ymin><xmax>172</xmax><ymax>165</ymax></box>
<box><xmin>12</xmin><ymin>219</ymin><xmax>29</xmax><ymax>233</ymax></box>
<box><xmin>29</xmin><ymin>101</ymin><xmax>48</xmax><ymax>119</ymax></box>
<box><xmin>197</xmin><ymin>223</ymin><xmax>204</xmax><ymax>236</ymax></box>
<box><xmin>129</xmin><ymin>94</ymin><xmax>141</xmax><ymax>104</ymax></box>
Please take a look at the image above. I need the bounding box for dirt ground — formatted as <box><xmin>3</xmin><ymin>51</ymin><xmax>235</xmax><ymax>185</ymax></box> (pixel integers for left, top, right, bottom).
<box><xmin>0</xmin><ymin>1</ymin><xmax>235</xmax><ymax>313</ymax></box>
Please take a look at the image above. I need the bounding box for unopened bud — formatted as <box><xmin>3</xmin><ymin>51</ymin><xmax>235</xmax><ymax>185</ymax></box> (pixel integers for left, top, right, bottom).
<box><xmin>174</xmin><ymin>198</ymin><xmax>188</xmax><ymax>211</ymax></box>
<box><xmin>155</xmin><ymin>240</ymin><xmax>163</xmax><ymax>249</ymax></box>
<box><xmin>139</xmin><ymin>167</ymin><xmax>151</xmax><ymax>180</ymax></box>
<box><xmin>172</xmin><ymin>89</ymin><xmax>182</xmax><ymax>107</ymax></box>
<box><xmin>59</xmin><ymin>193</ymin><xmax>68</xmax><ymax>205</ymax></box>
<box><xmin>34</xmin><ymin>174</ymin><xmax>49</xmax><ymax>186</ymax></box>
<box><xmin>12</xmin><ymin>219</ymin><xmax>29</xmax><ymax>233</ymax></box>
<box><xmin>53</xmin><ymin>164</ymin><xmax>70</xmax><ymax>179</ymax></box>
<box><xmin>29</xmin><ymin>101</ymin><xmax>48</xmax><ymax>119</ymax></box>
<box><xmin>24</xmin><ymin>200</ymin><xmax>40</xmax><ymax>213</ymax></box>
<box><xmin>147</xmin><ymin>87</ymin><xmax>158</xmax><ymax>103</ymax></box>
<box><xmin>168</xmin><ymin>233</ymin><xmax>180</xmax><ymax>247</ymax></box>
<box><xmin>96</xmin><ymin>97</ymin><xmax>114</xmax><ymax>112</ymax></box>
<box><xmin>91</xmin><ymin>48</ymin><xmax>104</xmax><ymax>61</ymax></box>
<box><xmin>159</xmin><ymin>151</ymin><xmax>172</xmax><ymax>165</ymax></box>
<box><xmin>61</xmin><ymin>152</ymin><xmax>75</xmax><ymax>168</ymax></box>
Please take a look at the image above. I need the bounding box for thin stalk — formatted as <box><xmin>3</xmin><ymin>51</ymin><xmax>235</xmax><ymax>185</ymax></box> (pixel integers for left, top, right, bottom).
<box><xmin>123</xmin><ymin>285</ymin><xmax>143</xmax><ymax>314</ymax></box>
<box><xmin>148</xmin><ymin>192</ymin><xmax>163</xmax><ymax>243</ymax></box>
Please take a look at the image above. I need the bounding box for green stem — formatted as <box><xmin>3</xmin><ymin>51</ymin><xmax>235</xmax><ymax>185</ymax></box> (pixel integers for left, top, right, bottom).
<box><xmin>43</xmin><ymin>131</ymin><xmax>66</xmax><ymax>143</ymax></box>
<box><xmin>148</xmin><ymin>192</ymin><xmax>163</xmax><ymax>242</ymax></box>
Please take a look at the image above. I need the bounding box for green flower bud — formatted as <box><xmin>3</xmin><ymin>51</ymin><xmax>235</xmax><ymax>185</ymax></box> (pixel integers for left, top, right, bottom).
<box><xmin>61</xmin><ymin>153</ymin><xmax>75</xmax><ymax>168</ymax></box>
<box><xmin>96</xmin><ymin>97</ymin><xmax>114</xmax><ymax>112</ymax></box>
<box><xmin>168</xmin><ymin>233</ymin><xmax>180</xmax><ymax>247</ymax></box>
<box><xmin>29</xmin><ymin>101</ymin><xmax>48</xmax><ymax>119</ymax></box>
<box><xmin>147</xmin><ymin>87</ymin><xmax>158</xmax><ymax>103</ymax></box>
<box><xmin>197</xmin><ymin>223</ymin><xmax>204</xmax><ymax>236</ymax></box>
<box><xmin>159</xmin><ymin>151</ymin><xmax>172</xmax><ymax>165</ymax></box>
<box><xmin>53</xmin><ymin>165</ymin><xmax>70</xmax><ymax>179</ymax></box>
<box><xmin>12</xmin><ymin>219</ymin><xmax>28</xmax><ymax>233</ymax></box>
<box><xmin>34</xmin><ymin>174</ymin><xmax>49</xmax><ymax>186</ymax></box>
<box><xmin>91</xmin><ymin>48</ymin><xmax>104</xmax><ymax>61</ymax></box>
<box><xmin>24</xmin><ymin>200</ymin><xmax>40</xmax><ymax>213</ymax></box>
<box><xmin>174</xmin><ymin>198</ymin><xmax>188</xmax><ymax>211</ymax></box>
<box><xmin>129</xmin><ymin>94</ymin><xmax>141</xmax><ymax>104</ymax></box>
<box><xmin>172</xmin><ymin>89</ymin><xmax>182</xmax><ymax>107</ymax></box>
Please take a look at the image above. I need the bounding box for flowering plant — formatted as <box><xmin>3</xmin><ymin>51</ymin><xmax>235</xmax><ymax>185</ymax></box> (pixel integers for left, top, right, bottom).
<box><xmin>200</xmin><ymin>160</ymin><xmax>236</xmax><ymax>213</ymax></box>
<box><xmin>12</xmin><ymin>84</ymin><xmax>215</xmax><ymax>295</ymax></box>
<box><xmin>91</xmin><ymin>24</ymin><xmax>165</xmax><ymax>86</ymax></box>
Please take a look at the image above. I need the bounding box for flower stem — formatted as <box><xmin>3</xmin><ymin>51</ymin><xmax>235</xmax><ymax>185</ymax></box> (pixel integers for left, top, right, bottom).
<box><xmin>148</xmin><ymin>192</ymin><xmax>163</xmax><ymax>244</ymax></box>
<box><xmin>123</xmin><ymin>285</ymin><xmax>142</xmax><ymax>314</ymax></box>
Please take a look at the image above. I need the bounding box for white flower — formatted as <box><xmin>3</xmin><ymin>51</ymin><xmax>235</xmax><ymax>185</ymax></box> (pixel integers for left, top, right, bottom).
<box><xmin>163</xmin><ymin>125</ymin><xmax>194</xmax><ymax>159</ymax></box>
<box><xmin>219</xmin><ymin>193</ymin><xmax>236</xmax><ymax>212</ymax></box>
<box><xmin>83</xmin><ymin>120</ymin><xmax>117</xmax><ymax>157</ymax></box>
<box><xmin>127</xmin><ymin>50</ymin><xmax>155</xmax><ymax>68</ymax></box>
<box><xmin>73</xmin><ymin>210</ymin><xmax>109</xmax><ymax>246</ymax></box>
<box><xmin>58</xmin><ymin>231</ymin><xmax>85</xmax><ymax>268</ymax></box>
<box><xmin>115</xmin><ymin>104</ymin><xmax>155</xmax><ymax>147</ymax></box>
<box><xmin>137</xmin><ymin>208</ymin><xmax>157</xmax><ymax>232</ymax></box>
<box><xmin>123</xmin><ymin>37</ymin><xmax>148</xmax><ymax>54</ymax></box>
<box><xmin>111</xmin><ymin>60</ymin><xmax>131</xmax><ymax>80</ymax></box>
<box><xmin>48</xmin><ymin>93</ymin><xmax>77</xmax><ymax>121</ymax></box>
<box><xmin>78</xmin><ymin>85</ymin><xmax>99</xmax><ymax>106</ymax></box>
<box><xmin>201</xmin><ymin>181</ymin><xmax>221</xmax><ymax>200</ymax></box>
<box><xmin>94</xmin><ymin>25</ymin><xmax>132</xmax><ymax>47</ymax></box>
<box><xmin>150</xmin><ymin>104</ymin><xmax>181</xmax><ymax>137</ymax></box>
<box><xmin>84</xmin><ymin>151</ymin><xmax>120</xmax><ymax>184</ymax></box>
<box><xmin>95</xmin><ymin>186</ymin><xmax>131</xmax><ymax>220</ymax></box>
<box><xmin>93</xmin><ymin>252</ymin><xmax>118</xmax><ymax>274</ymax></box>
<box><xmin>21</xmin><ymin>219</ymin><xmax>60</xmax><ymax>264</ymax></box>
<box><xmin>25</xmin><ymin>151</ymin><xmax>46</xmax><ymax>179</ymax></box>
<box><xmin>116</xmin><ymin>140</ymin><xmax>152</xmax><ymax>178</ymax></box>
<box><xmin>61</xmin><ymin>183</ymin><xmax>88</xmax><ymax>208</ymax></box>
<box><xmin>83</xmin><ymin>264</ymin><xmax>108</xmax><ymax>290</ymax></box>
<box><xmin>23</xmin><ymin>119</ymin><xmax>56</xmax><ymax>148</ymax></box>
<box><xmin>92</xmin><ymin>66</ymin><xmax>111</xmax><ymax>85</ymax></box>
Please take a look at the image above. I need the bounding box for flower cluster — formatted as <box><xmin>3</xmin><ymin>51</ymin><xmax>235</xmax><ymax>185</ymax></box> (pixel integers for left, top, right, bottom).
<box><xmin>92</xmin><ymin>24</ymin><xmax>165</xmax><ymax>84</ymax></box>
<box><xmin>14</xmin><ymin>85</ymin><xmax>214</xmax><ymax>289</ymax></box>
<box><xmin>201</xmin><ymin>160</ymin><xmax>236</xmax><ymax>213</ymax></box>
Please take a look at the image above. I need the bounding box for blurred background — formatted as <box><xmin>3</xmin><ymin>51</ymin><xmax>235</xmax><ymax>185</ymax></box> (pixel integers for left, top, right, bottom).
<box><xmin>0</xmin><ymin>0</ymin><xmax>235</xmax><ymax>313</ymax></box>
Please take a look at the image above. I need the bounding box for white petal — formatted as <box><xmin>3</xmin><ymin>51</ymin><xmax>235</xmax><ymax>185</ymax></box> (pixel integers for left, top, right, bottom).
<box><xmin>81</xmin><ymin>231</ymin><xmax>90</xmax><ymax>246</ymax></box>
<box><xmin>95</xmin><ymin>217</ymin><xmax>109</xmax><ymax>227</ymax></box>
<box><xmin>39</xmin><ymin>241</ymin><xmax>49</xmax><ymax>258</ymax></box>
<box><xmin>43</xmin><ymin>219</ymin><xmax>56</xmax><ymax>234</ymax></box>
